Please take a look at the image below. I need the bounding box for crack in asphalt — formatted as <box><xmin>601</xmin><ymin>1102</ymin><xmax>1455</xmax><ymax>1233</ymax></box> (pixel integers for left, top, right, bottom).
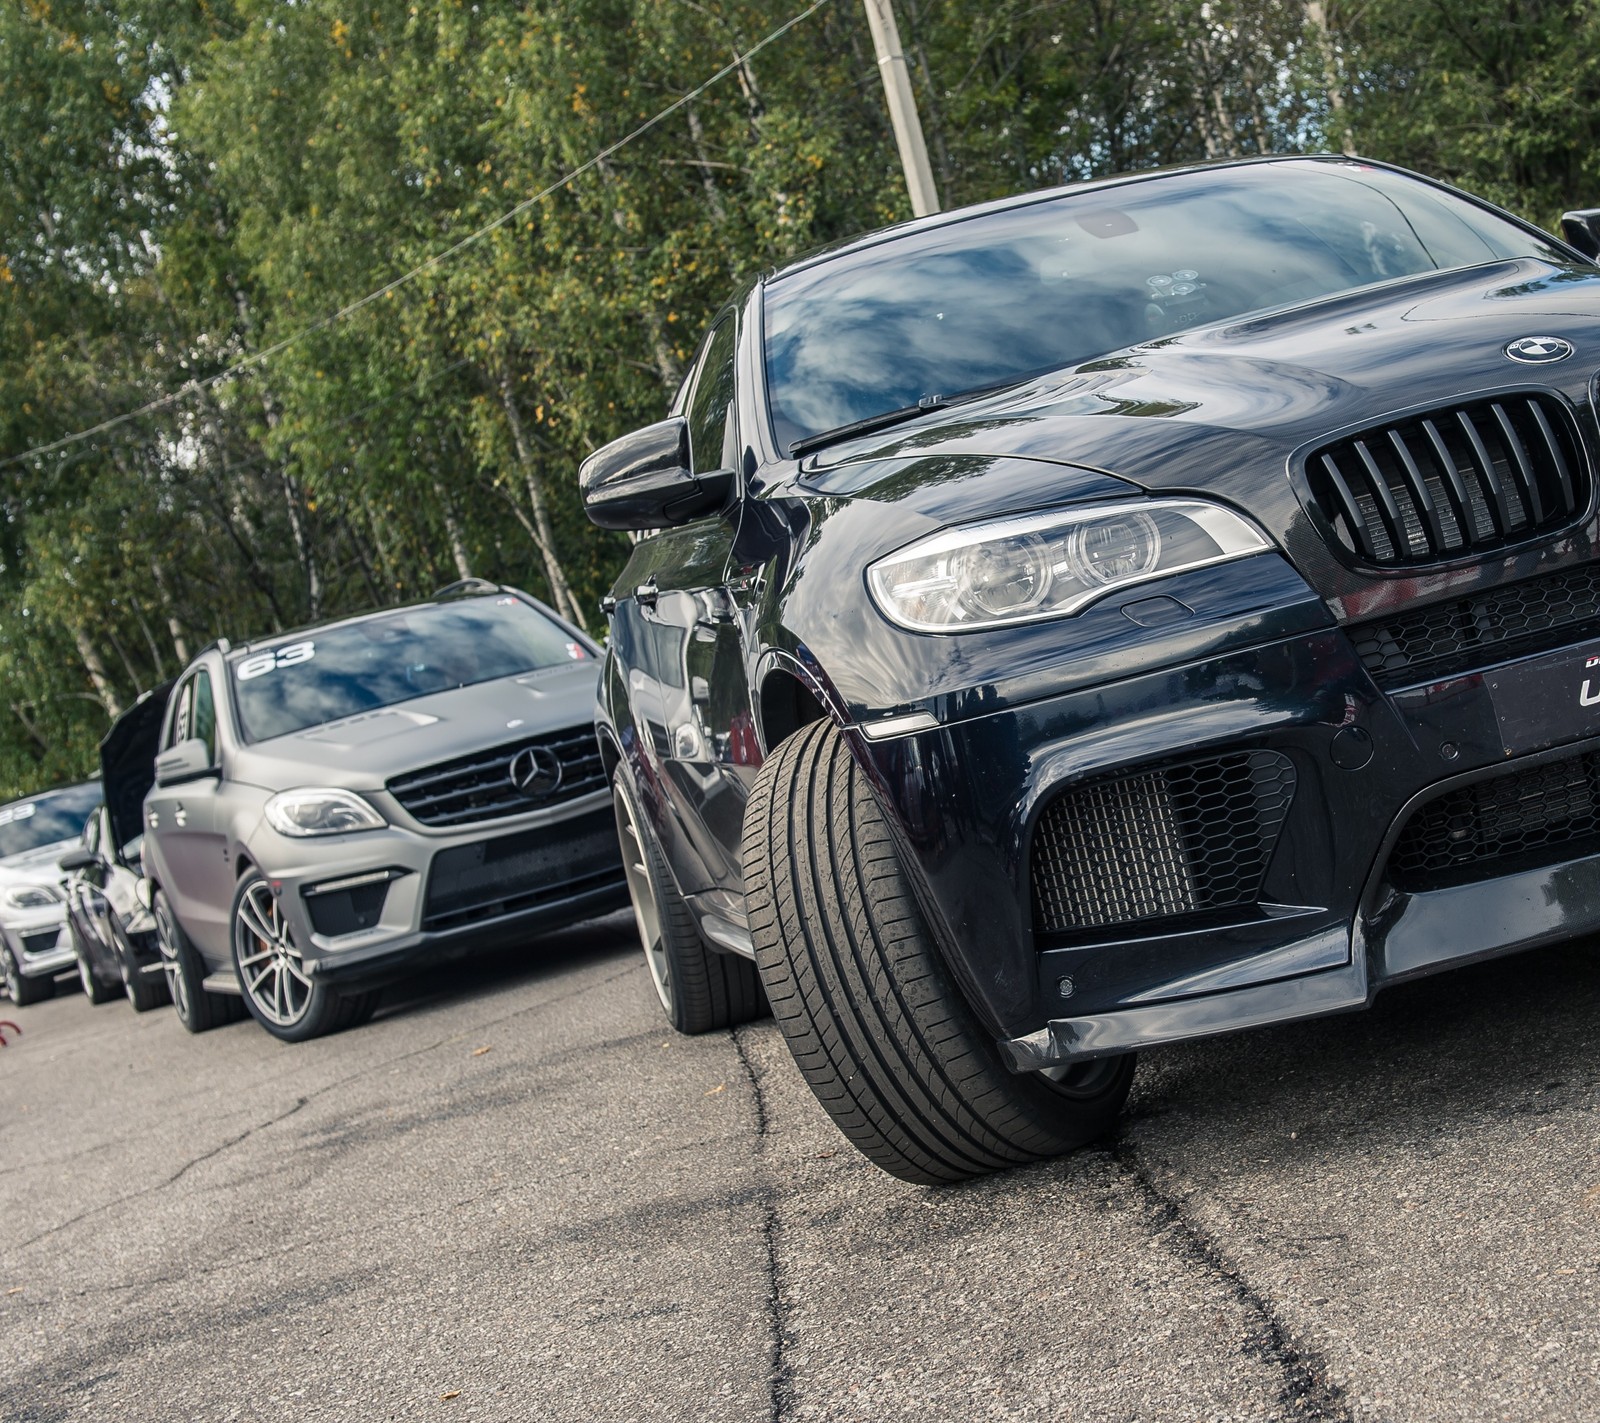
<box><xmin>14</xmin><ymin>1095</ymin><xmax>312</xmax><ymax>1253</ymax></box>
<box><xmin>732</xmin><ymin>1025</ymin><xmax>794</xmax><ymax>1423</ymax></box>
<box><xmin>1110</xmin><ymin>1135</ymin><xmax>1354</xmax><ymax>1423</ymax></box>
<box><xmin>13</xmin><ymin>957</ymin><xmax>639</xmax><ymax>1257</ymax></box>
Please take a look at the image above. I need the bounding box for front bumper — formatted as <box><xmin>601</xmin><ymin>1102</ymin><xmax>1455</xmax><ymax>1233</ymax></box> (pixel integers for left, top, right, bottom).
<box><xmin>253</xmin><ymin>794</ymin><xmax>627</xmax><ymax>990</ymax></box>
<box><xmin>852</xmin><ymin>570</ymin><xmax>1600</xmax><ymax>1067</ymax></box>
<box><xmin>1</xmin><ymin>906</ymin><xmax>72</xmax><ymax>979</ymax></box>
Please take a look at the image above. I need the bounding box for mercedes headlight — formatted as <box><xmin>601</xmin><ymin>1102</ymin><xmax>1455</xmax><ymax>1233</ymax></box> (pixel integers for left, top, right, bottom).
<box><xmin>3</xmin><ymin>883</ymin><xmax>61</xmax><ymax>910</ymax></box>
<box><xmin>866</xmin><ymin>499</ymin><xmax>1270</xmax><ymax>632</ymax></box>
<box><xmin>264</xmin><ymin>789</ymin><xmax>387</xmax><ymax>838</ymax></box>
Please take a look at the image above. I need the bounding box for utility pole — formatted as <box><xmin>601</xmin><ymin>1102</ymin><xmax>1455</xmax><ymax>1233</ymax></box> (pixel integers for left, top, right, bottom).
<box><xmin>862</xmin><ymin>0</ymin><xmax>941</xmax><ymax>217</ymax></box>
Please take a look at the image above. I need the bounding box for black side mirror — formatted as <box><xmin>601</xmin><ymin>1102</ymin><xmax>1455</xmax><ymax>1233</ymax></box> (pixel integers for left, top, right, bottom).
<box><xmin>1560</xmin><ymin>209</ymin><xmax>1600</xmax><ymax>259</ymax></box>
<box><xmin>57</xmin><ymin>848</ymin><xmax>98</xmax><ymax>873</ymax></box>
<box><xmin>579</xmin><ymin>417</ymin><xmax>735</xmax><ymax>531</ymax></box>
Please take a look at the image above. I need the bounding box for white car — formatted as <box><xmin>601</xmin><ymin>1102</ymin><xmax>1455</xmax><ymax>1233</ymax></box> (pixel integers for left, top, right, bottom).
<box><xmin>0</xmin><ymin>781</ymin><xmax>101</xmax><ymax>1004</ymax></box>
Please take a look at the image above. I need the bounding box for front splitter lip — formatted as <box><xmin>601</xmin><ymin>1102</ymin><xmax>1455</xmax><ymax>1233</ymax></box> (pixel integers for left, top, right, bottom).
<box><xmin>1004</xmin><ymin>829</ymin><xmax>1600</xmax><ymax>1068</ymax></box>
<box><xmin>1003</xmin><ymin>959</ymin><xmax>1369</xmax><ymax>1069</ymax></box>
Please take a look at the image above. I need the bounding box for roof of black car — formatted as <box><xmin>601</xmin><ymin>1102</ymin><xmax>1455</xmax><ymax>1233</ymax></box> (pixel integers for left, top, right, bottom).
<box><xmin>764</xmin><ymin>153</ymin><xmax>1350</xmax><ymax>286</ymax></box>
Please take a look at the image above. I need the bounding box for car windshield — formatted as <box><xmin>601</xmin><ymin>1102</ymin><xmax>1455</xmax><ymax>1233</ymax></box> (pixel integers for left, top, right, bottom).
<box><xmin>0</xmin><ymin>781</ymin><xmax>101</xmax><ymax>859</ymax></box>
<box><xmin>763</xmin><ymin>159</ymin><xmax>1567</xmax><ymax>451</ymax></box>
<box><xmin>232</xmin><ymin>597</ymin><xmax>589</xmax><ymax>743</ymax></box>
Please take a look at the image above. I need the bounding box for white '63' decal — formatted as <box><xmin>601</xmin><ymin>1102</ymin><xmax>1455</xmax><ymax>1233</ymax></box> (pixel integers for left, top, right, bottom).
<box><xmin>236</xmin><ymin>641</ymin><xmax>315</xmax><ymax>681</ymax></box>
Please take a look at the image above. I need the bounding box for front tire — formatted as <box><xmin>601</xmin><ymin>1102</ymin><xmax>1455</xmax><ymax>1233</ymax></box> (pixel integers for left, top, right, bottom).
<box><xmin>155</xmin><ymin>887</ymin><xmax>237</xmax><ymax>1033</ymax></box>
<box><xmin>612</xmin><ymin>764</ymin><xmax>764</xmax><ymax>1034</ymax></box>
<box><xmin>71</xmin><ymin>920</ymin><xmax>118</xmax><ymax>1005</ymax></box>
<box><xmin>1</xmin><ymin>941</ymin><xmax>52</xmax><ymax>1006</ymax></box>
<box><xmin>231</xmin><ymin>872</ymin><xmax>375</xmax><ymax>1042</ymax></box>
<box><xmin>114</xmin><ymin>920</ymin><xmax>169</xmax><ymax>1013</ymax></box>
<box><xmin>742</xmin><ymin>720</ymin><xmax>1135</xmax><ymax>1185</ymax></box>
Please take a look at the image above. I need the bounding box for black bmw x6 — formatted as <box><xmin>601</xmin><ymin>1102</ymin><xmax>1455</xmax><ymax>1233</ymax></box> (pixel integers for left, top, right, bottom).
<box><xmin>583</xmin><ymin>156</ymin><xmax>1600</xmax><ymax>1183</ymax></box>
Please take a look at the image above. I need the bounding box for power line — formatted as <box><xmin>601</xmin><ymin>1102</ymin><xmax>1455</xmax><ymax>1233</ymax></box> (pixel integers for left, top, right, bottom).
<box><xmin>2</xmin><ymin>0</ymin><xmax>834</xmax><ymax>473</ymax></box>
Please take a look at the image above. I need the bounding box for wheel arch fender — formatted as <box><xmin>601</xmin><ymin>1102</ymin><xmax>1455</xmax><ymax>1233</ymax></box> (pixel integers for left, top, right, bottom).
<box><xmin>752</xmin><ymin>648</ymin><xmax>847</xmax><ymax>757</ymax></box>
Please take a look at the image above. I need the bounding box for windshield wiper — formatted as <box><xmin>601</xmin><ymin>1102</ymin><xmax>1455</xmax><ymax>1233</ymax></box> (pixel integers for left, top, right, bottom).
<box><xmin>787</xmin><ymin>378</ymin><xmax>1027</xmax><ymax>458</ymax></box>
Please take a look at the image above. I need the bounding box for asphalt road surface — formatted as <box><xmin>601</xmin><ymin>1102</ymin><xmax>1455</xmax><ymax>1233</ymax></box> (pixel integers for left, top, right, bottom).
<box><xmin>4</xmin><ymin>910</ymin><xmax>1599</xmax><ymax>1422</ymax></box>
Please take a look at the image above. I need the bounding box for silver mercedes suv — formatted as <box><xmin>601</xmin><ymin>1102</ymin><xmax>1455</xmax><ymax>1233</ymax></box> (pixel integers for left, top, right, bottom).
<box><xmin>142</xmin><ymin>582</ymin><xmax>627</xmax><ymax>1041</ymax></box>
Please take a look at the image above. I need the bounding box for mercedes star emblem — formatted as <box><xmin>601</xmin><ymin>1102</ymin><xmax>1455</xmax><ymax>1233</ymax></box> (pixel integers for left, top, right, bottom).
<box><xmin>507</xmin><ymin>745</ymin><xmax>563</xmax><ymax>798</ymax></box>
<box><xmin>1504</xmin><ymin>335</ymin><xmax>1574</xmax><ymax>364</ymax></box>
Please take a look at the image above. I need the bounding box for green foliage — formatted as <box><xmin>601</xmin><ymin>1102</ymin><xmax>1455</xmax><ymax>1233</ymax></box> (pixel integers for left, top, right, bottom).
<box><xmin>0</xmin><ymin>0</ymin><xmax>1590</xmax><ymax>797</ymax></box>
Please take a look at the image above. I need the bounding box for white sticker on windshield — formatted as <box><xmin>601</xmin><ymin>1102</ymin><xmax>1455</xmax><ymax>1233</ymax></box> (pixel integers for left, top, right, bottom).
<box><xmin>237</xmin><ymin>641</ymin><xmax>316</xmax><ymax>681</ymax></box>
<box><xmin>0</xmin><ymin>802</ymin><xmax>36</xmax><ymax>826</ymax></box>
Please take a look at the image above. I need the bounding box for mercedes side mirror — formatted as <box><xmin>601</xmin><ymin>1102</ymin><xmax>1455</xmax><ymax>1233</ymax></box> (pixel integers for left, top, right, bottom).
<box><xmin>154</xmin><ymin>737</ymin><xmax>219</xmax><ymax>787</ymax></box>
<box><xmin>579</xmin><ymin>416</ymin><xmax>735</xmax><ymax>531</ymax></box>
<box><xmin>1560</xmin><ymin>208</ymin><xmax>1600</xmax><ymax>259</ymax></box>
<box><xmin>57</xmin><ymin>848</ymin><xmax>98</xmax><ymax>873</ymax></box>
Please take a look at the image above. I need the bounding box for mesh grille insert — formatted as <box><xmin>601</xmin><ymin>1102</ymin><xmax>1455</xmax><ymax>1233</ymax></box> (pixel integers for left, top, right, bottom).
<box><xmin>1306</xmin><ymin>394</ymin><xmax>1586</xmax><ymax>567</ymax></box>
<box><xmin>1032</xmin><ymin>749</ymin><xmax>1296</xmax><ymax>937</ymax></box>
<box><xmin>1348</xmin><ymin>563</ymin><xmax>1600</xmax><ymax>689</ymax></box>
<box><xmin>1389</xmin><ymin>749</ymin><xmax>1600</xmax><ymax>890</ymax></box>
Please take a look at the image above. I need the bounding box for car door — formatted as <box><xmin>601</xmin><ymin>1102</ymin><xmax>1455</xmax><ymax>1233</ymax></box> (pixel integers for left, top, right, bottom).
<box><xmin>612</xmin><ymin>313</ymin><xmax>755</xmax><ymax>904</ymax></box>
<box><xmin>66</xmin><ymin>809</ymin><xmax>110</xmax><ymax>957</ymax></box>
<box><xmin>144</xmin><ymin>666</ymin><xmax>232</xmax><ymax>962</ymax></box>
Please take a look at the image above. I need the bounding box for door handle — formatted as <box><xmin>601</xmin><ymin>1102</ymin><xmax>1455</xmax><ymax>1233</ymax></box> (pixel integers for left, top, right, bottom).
<box><xmin>635</xmin><ymin>576</ymin><xmax>659</xmax><ymax>609</ymax></box>
<box><xmin>600</xmin><ymin>593</ymin><xmax>618</xmax><ymax>617</ymax></box>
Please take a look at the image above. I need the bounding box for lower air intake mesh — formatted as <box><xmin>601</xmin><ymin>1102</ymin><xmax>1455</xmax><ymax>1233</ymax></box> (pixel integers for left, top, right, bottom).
<box><xmin>1032</xmin><ymin>750</ymin><xmax>1296</xmax><ymax>936</ymax></box>
<box><xmin>1389</xmin><ymin>748</ymin><xmax>1600</xmax><ymax>890</ymax></box>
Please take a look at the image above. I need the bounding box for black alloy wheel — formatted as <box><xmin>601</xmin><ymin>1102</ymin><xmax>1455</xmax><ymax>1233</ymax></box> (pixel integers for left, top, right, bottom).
<box><xmin>742</xmin><ymin>720</ymin><xmax>1136</xmax><ymax>1185</ymax></box>
<box><xmin>231</xmin><ymin>871</ymin><xmax>376</xmax><ymax>1042</ymax></box>
<box><xmin>611</xmin><ymin>765</ymin><xmax>765</xmax><ymax>1034</ymax></box>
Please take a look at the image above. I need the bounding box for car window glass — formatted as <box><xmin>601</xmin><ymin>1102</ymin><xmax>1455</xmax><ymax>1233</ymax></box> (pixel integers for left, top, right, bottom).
<box><xmin>191</xmin><ymin>670</ymin><xmax>217</xmax><ymax>764</ymax></box>
<box><xmin>231</xmin><ymin>597</ymin><xmax>586</xmax><ymax>743</ymax></box>
<box><xmin>166</xmin><ymin>677</ymin><xmax>194</xmax><ymax>751</ymax></box>
<box><xmin>687</xmin><ymin>319</ymin><xmax>737</xmax><ymax>474</ymax></box>
<box><xmin>762</xmin><ymin>160</ymin><xmax>1567</xmax><ymax>450</ymax></box>
<box><xmin>0</xmin><ymin>782</ymin><xmax>102</xmax><ymax>858</ymax></box>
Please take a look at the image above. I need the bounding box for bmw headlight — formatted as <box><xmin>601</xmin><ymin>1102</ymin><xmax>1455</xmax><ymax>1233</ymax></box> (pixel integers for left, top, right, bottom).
<box><xmin>264</xmin><ymin>789</ymin><xmax>387</xmax><ymax>838</ymax></box>
<box><xmin>866</xmin><ymin>499</ymin><xmax>1270</xmax><ymax>632</ymax></box>
<box><xmin>3</xmin><ymin>883</ymin><xmax>61</xmax><ymax>910</ymax></box>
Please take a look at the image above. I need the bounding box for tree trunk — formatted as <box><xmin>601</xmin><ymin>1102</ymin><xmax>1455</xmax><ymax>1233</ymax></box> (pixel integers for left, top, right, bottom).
<box><xmin>105</xmin><ymin>627</ymin><xmax>146</xmax><ymax>698</ymax></box>
<box><xmin>127</xmin><ymin>595</ymin><xmax>168</xmax><ymax>679</ymax></box>
<box><xmin>70</xmin><ymin>625</ymin><xmax>122</xmax><ymax>718</ymax></box>
<box><xmin>148</xmin><ymin>558</ymin><xmax>191</xmax><ymax>664</ymax></box>
<box><xmin>1305</xmin><ymin>1</ymin><xmax>1355</xmax><ymax>155</ymax></box>
<box><xmin>433</xmin><ymin>481</ymin><xmax>473</xmax><ymax>580</ymax></box>
<box><xmin>10</xmin><ymin>702</ymin><xmax>49</xmax><ymax>755</ymax></box>
<box><xmin>496</xmin><ymin>372</ymin><xmax>587</xmax><ymax>631</ymax></box>
<box><xmin>684</xmin><ymin>106</ymin><xmax>729</xmax><ymax>225</ymax></box>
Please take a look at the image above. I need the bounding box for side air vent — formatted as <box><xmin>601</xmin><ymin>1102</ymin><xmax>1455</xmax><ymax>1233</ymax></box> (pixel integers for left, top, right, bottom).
<box><xmin>1305</xmin><ymin>394</ymin><xmax>1586</xmax><ymax>566</ymax></box>
<box><xmin>1031</xmin><ymin>749</ymin><xmax>1296</xmax><ymax>938</ymax></box>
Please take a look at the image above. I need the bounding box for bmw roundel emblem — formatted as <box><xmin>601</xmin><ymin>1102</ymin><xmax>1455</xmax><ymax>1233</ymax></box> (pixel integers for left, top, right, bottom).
<box><xmin>1504</xmin><ymin>335</ymin><xmax>1574</xmax><ymax>364</ymax></box>
<box><xmin>508</xmin><ymin>745</ymin><xmax>563</xmax><ymax>798</ymax></box>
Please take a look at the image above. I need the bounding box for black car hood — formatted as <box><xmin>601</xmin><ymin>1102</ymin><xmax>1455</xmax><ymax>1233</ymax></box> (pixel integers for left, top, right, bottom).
<box><xmin>798</xmin><ymin>258</ymin><xmax>1600</xmax><ymax>617</ymax></box>
<box><xmin>101</xmin><ymin>681</ymin><xmax>173</xmax><ymax>853</ymax></box>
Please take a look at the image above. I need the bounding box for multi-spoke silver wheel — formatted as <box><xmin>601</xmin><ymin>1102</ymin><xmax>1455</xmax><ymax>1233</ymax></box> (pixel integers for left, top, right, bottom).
<box><xmin>154</xmin><ymin>896</ymin><xmax>188</xmax><ymax>1016</ymax></box>
<box><xmin>614</xmin><ymin>780</ymin><xmax>670</xmax><ymax>1011</ymax></box>
<box><xmin>234</xmin><ymin>880</ymin><xmax>312</xmax><ymax>1028</ymax></box>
